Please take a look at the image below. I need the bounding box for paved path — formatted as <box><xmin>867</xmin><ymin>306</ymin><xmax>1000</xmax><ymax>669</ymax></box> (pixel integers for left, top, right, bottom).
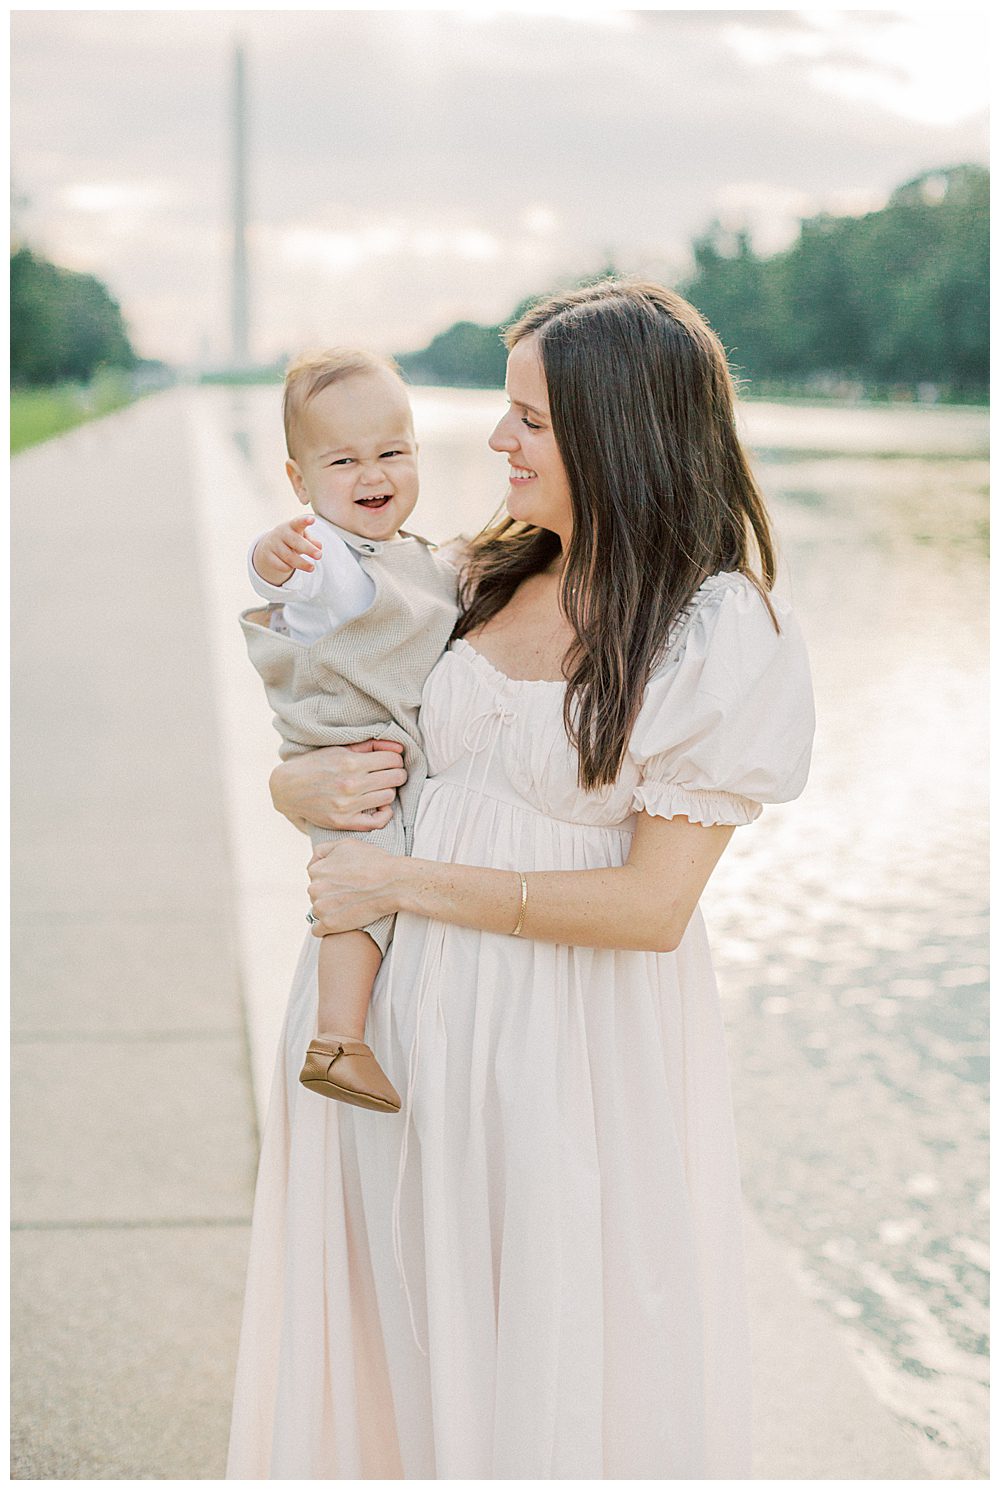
<box><xmin>11</xmin><ymin>391</ymin><xmax>959</xmax><ymax>1478</ymax></box>
<box><xmin>11</xmin><ymin>394</ymin><xmax>258</xmax><ymax>1478</ymax></box>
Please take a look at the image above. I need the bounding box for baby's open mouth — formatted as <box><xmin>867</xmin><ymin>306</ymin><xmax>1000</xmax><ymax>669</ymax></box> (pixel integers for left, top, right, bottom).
<box><xmin>356</xmin><ymin>495</ymin><xmax>392</xmax><ymax>509</ymax></box>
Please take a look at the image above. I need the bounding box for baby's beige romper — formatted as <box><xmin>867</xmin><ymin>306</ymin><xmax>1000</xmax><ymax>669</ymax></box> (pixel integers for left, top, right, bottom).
<box><xmin>240</xmin><ymin>527</ymin><xmax>459</xmax><ymax>953</ymax></box>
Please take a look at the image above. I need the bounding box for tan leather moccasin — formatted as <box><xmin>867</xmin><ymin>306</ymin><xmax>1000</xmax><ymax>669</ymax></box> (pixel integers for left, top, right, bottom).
<box><xmin>299</xmin><ymin>1036</ymin><xmax>402</xmax><ymax>1113</ymax></box>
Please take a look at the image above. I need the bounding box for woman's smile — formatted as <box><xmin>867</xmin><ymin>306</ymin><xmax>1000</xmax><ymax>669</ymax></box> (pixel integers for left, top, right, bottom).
<box><xmin>508</xmin><ymin>464</ymin><xmax>537</xmax><ymax>483</ymax></box>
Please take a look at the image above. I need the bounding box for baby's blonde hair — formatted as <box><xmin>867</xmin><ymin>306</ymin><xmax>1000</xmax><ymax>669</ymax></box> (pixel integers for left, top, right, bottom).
<box><xmin>283</xmin><ymin>347</ymin><xmax>406</xmax><ymax>458</ymax></box>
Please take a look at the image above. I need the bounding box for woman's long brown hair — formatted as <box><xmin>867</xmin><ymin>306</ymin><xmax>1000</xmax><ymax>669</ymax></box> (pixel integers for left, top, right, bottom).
<box><xmin>455</xmin><ymin>278</ymin><xmax>778</xmax><ymax>791</ymax></box>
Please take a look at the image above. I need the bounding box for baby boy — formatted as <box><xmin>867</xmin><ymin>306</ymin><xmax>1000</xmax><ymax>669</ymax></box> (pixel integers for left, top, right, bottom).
<box><xmin>241</xmin><ymin>349</ymin><xmax>458</xmax><ymax>1112</ymax></box>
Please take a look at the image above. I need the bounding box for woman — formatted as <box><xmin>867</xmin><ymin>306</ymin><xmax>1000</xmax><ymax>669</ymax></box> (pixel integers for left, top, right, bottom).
<box><xmin>227</xmin><ymin>279</ymin><xmax>815</xmax><ymax>1479</ymax></box>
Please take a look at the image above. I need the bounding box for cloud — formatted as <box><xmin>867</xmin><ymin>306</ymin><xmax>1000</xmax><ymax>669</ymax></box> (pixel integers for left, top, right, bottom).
<box><xmin>721</xmin><ymin>10</ymin><xmax>990</xmax><ymax>127</ymax></box>
<box><xmin>60</xmin><ymin>182</ymin><xmax>172</xmax><ymax>215</ymax></box>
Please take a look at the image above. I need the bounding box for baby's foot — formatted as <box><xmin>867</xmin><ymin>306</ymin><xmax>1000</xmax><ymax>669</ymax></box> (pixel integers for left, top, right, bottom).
<box><xmin>299</xmin><ymin>1035</ymin><xmax>401</xmax><ymax>1113</ymax></box>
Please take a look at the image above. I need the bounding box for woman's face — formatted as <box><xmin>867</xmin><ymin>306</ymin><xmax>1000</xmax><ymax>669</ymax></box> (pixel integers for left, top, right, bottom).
<box><xmin>489</xmin><ymin>335</ymin><xmax>573</xmax><ymax>544</ymax></box>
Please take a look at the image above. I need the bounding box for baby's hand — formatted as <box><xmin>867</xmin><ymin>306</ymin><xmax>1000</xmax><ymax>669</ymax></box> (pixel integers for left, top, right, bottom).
<box><xmin>252</xmin><ymin>515</ymin><xmax>323</xmax><ymax>586</ymax></box>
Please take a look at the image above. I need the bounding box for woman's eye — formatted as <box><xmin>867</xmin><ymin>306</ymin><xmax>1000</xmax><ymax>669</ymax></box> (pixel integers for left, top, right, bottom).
<box><xmin>521</xmin><ymin>418</ymin><xmax>541</xmax><ymax>431</ymax></box>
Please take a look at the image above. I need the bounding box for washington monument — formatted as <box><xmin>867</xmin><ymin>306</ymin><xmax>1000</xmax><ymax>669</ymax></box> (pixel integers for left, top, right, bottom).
<box><xmin>231</xmin><ymin>41</ymin><xmax>250</xmax><ymax>367</ymax></box>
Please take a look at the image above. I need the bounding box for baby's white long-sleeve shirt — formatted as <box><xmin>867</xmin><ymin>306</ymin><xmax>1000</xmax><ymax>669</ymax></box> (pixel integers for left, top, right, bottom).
<box><xmin>247</xmin><ymin>514</ymin><xmax>377</xmax><ymax>644</ymax></box>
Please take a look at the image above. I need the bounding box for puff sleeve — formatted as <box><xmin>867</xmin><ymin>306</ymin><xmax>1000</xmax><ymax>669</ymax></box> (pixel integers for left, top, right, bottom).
<box><xmin>628</xmin><ymin>574</ymin><xmax>815</xmax><ymax>827</ymax></box>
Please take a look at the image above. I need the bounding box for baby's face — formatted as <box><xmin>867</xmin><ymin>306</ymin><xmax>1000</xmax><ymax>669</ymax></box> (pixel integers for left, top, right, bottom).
<box><xmin>286</xmin><ymin>369</ymin><xmax>419</xmax><ymax>541</ymax></box>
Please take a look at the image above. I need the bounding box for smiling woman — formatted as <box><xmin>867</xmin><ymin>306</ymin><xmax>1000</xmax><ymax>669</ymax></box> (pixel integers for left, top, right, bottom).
<box><xmin>226</xmin><ymin>278</ymin><xmax>815</xmax><ymax>1479</ymax></box>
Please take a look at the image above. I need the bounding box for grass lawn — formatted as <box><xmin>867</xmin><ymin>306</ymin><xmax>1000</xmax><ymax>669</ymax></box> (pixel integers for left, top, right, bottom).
<box><xmin>10</xmin><ymin>374</ymin><xmax>137</xmax><ymax>455</ymax></box>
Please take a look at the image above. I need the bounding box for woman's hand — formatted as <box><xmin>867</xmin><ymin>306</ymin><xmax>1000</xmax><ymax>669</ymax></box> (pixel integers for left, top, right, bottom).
<box><xmin>269</xmin><ymin>740</ymin><xmax>407</xmax><ymax>833</ymax></box>
<box><xmin>307</xmin><ymin>840</ymin><xmax>410</xmax><ymax>934</ymax></box>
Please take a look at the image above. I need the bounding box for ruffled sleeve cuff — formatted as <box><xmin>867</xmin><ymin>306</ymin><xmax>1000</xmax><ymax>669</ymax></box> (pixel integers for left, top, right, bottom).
<box><xmin>625</xmin><ymin>573</ymin><xmax>815</xmax><ymax>825</ymax></box>
<box><xmin>632</xmin><ymin>779</ymin><xmax>762</xmax><ymax>827</ymax></box>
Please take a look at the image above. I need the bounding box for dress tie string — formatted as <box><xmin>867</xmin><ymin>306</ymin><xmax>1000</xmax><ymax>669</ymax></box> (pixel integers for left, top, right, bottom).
<box><xmin>390</xmin><ymin>691</ymin><xmax>516</xmax><ymax>1353</ymax></box>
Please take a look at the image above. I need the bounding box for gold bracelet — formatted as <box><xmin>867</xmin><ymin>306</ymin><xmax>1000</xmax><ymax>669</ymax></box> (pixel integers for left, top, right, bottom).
<box><xmin>510</xmin><ymin>871</ymin><xmax>528</xmax><ymax>937</ymax></box>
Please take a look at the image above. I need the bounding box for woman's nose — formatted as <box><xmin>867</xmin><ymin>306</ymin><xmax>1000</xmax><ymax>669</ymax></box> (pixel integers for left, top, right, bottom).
<box><xmin>488</xmin><ymin>412</ymin><xmax>518</xmax><ymax>453</ymax></box>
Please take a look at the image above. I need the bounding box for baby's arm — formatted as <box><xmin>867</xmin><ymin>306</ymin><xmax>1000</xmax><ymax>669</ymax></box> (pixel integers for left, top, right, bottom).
<box><xmin>252</xmin><ymin>514</ymin><xmax>323</xmax><ymax>587</ymax></box>
<box><xmin>248</xmin><ymin>517</ymin><xmax>375</xmax><ymax>623</ymax></box>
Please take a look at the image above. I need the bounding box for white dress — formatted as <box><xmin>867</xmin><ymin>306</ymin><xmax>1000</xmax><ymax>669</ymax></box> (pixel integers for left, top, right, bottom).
<box><xmin>227</xmin><ymin>571</ymin><xmax>815</xmax><ymax>1480</ymax></box>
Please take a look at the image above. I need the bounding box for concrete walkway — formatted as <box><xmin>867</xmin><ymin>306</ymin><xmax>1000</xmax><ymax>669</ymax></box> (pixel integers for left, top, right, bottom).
<box><xmin>11</xmin><ymin>394</ymin><xmax>258</xmax><ymax>1478</ymax></box>
<box><xmin>11</xmin><ymin>391</ymin><xmax>958</xmax><ymax>1478</ymax></box>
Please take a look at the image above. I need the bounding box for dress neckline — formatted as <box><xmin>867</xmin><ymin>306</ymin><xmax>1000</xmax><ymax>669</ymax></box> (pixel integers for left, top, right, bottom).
<box><xmin>451</xmin><ymin>637</ymin><xmax>567</xmax><ymax>689</ymax></box>
<box><xmin>452</xmin><ymin>573</ymin><xmax>749</xmax><ymax>691</ymax></box>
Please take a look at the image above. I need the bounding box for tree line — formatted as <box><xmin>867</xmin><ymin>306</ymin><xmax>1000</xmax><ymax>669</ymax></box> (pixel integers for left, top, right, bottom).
<box><xmin>11</xmin><ymin>162</ymin><xmax>985</xmax><ymax>398</ymax></box>
<box><xmin>397</xmin><ymin>164</ymin><xmax>987</xmax><ymax>400</ymax></box>
<box><xmin>10</xmin><ymin>246</ymin><xmax>138</xmax><ymax>386</ymax></box>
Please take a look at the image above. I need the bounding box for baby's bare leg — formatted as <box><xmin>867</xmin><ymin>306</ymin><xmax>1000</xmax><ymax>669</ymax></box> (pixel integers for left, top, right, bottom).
<box><xmin>316</xmin><ymin>929</ymin><xmax>383</xmax><ymax>1040</ymax></box>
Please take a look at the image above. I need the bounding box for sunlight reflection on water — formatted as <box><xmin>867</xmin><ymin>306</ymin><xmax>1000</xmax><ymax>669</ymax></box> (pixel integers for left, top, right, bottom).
<box><xmin>218</xmin><ymin>384</ymin><xmax>988</xmax><ymax>1472</ymax></box>
<box><xmin>711</xmin><ymin>428</ymin><xmax>988</xmax><ymax>1470</ymax></box>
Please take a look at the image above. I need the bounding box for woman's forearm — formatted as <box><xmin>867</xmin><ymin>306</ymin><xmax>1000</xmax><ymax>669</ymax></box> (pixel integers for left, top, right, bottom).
<box><xmin>397</xmin><ymin>815</ymin><xmax>734</xmax><ymax>953</ymax></box>
<box><xmin>399</xmin><ymin>858</ymin><xmax>676</xmax><ymax>951</ymax></box>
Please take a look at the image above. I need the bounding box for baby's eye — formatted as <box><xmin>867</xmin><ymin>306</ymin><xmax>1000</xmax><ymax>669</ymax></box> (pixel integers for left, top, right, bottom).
<box><xmin>380</xmin><ymin>449</ymin><xmax>404</xmax><ymax>459</ymax></box>
<box><xmin>329</xmin><ymin>457</ymin><xmax>353</xmax><ymax>466</ymax></box>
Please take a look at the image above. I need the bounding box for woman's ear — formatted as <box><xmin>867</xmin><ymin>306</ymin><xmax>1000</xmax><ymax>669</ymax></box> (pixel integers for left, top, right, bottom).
<box><xmin>285</xmin><ymin>459</ymin><xmax>309</xmax><ymax>505</ymax></box>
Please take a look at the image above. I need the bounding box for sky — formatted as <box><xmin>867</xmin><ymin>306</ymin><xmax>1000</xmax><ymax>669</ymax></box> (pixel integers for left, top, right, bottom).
<box><xmin>10</xmin><ymin>6</ymin><xmax>990</xmax><ymax>369</ymax></box>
